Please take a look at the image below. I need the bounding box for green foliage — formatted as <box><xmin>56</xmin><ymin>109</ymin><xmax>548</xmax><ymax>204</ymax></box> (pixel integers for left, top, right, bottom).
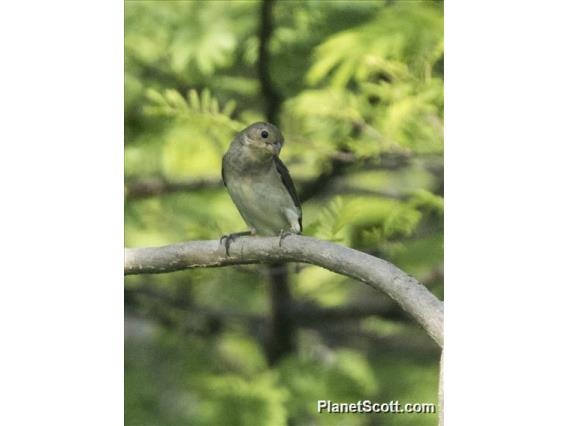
<box><xmin>144</xmin><ymin>88</ymin><xmax>241</xmax><ymax>130</ymax></box>
<box><xmin>197</xmin><ymin>373</ymin><xmax>288</xmax><ymax>426</ymax></box>
<box><xmin>278</xmin><ymin>349</ymin><xmax>379</xmax><ymax>426</ymax></box>
<box><xmin>283</xmin><ymin>1</ymin><xmax>443</xmax><ymax>158</ymax></box>
<box><xmin>215</xmin><ymin>331</ymin><xmax>268</xmax><ymax>376</ymax></box>
<box><xmin>125</xmin><ymin>1</ymin><xmax>443</xmax><ymax>425</ymax></box>
<box><xmin>308</xmin><ymin>196</ymin><xmax>363</xmax><ymax>243</ymax></box>
<box><xmin>307</xmin><ymin>2</ymin><xmax>443</xmax><ymax>86</ymax></box>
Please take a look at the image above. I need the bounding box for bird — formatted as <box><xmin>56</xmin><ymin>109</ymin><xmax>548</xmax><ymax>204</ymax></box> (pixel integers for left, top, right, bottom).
<box><xmin>221</xmin><ymin>122</ymin><xmax>302</xmax><ymax>255</ymax></box>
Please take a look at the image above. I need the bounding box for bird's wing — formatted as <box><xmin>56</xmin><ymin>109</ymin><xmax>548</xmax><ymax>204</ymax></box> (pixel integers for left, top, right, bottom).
<box><xmin>221</xmin><ymin>155</ymin><xmax>227</xmax><ymax>187</ymax></box>
<box><xmin>274</xmin><ymin>156</ymin><xmax>303</xmax><ymax>232</ymax></box>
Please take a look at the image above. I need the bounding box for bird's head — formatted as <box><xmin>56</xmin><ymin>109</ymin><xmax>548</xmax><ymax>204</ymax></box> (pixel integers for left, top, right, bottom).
<box><xmin>240</xmin><ymin>122</ymin><xmax>284</xmax><ymax>157</ymax></box>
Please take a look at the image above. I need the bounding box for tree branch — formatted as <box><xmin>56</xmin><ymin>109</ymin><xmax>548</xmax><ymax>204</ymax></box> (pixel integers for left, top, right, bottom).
<box><xmin>125</xmin><ymin>177</ymin><xmax>220</xmax><ymax>200</ymax></box>
<box><xmin>125</xmin><ymin>175</ymin><xmax>407</xmax><ymax>202</ymax></box>
<box><xmin>124</xmin><ymin>235</ymin><xmax>443</xmax><ymax>347</ymax></box>
<box><xmin>258</xmin><ymin>0</ymin><xmax>282</xmax><ymax>124</ymax></box>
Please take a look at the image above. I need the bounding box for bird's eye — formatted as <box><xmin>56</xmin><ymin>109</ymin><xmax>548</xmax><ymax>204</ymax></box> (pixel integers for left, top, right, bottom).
<box><xmin>261</xmin><ymin>130</ymin><xmax>269</xmax><ymax>139</ymax></box>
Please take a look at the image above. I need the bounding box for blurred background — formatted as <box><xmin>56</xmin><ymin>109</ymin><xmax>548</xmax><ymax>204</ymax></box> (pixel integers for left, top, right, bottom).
<box><xmin>125</xmin><ymin>1</ymin><xmax>443</xmax><ymax>425</ymax></box>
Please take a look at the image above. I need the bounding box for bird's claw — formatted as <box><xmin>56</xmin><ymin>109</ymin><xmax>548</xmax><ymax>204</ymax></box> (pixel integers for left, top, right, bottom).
<box><xmin>220</xmin><ymin>231</ymin><xmax>252</xmax><ymax>256</ymax></box>
<box><xmin>220</xmin><ymin>234</ymin><xmax>236</xmax><ymax>256</ymax></box>
<box><xmin>279</xmin><ymin>230</ymin><xmax>294</xmax><ymax>248</ymax></box>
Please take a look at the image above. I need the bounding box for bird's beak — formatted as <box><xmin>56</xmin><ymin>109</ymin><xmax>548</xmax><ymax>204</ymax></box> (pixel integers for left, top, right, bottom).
<box><xmin>266</xmin><ymin>142</ymin><xmax>282</xmax><ymax>155</ymax></box>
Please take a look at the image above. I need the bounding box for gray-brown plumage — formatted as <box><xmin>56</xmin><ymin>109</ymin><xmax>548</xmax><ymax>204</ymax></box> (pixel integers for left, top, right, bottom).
<box><xmin>222</xmin><ymin>122</ymin><xmax>302</xmax><ymax>244</ymax></box>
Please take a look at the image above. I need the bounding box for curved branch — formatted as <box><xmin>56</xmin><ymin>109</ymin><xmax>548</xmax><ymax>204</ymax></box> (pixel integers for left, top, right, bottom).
<box><xmin>125</xmin><ymin>235</ymin><xmax>443</xmax><ymax>347</ymax></box>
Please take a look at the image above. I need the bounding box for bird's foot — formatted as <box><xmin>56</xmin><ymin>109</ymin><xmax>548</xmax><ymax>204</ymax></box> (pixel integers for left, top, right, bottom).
<box><xmin>219</xmin><ymin>231</ymin><xmax>252</xmax><ymax>256</ymax></box>
<box><xmin>279</xmin><ymin>229</ymin><xmax>295</xmax><ymax>248</ymax></box>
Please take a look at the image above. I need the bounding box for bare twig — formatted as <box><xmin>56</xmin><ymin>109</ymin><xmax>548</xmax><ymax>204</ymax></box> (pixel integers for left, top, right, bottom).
<box><xmin>124</xmin><ymin>235</ymin><xmax>443</xmax><ymax>347</ymax></box>
<box><xmin>126</xmin><ymin>286</ymin><xmax>409</xmax><ymax>325</ymax></box>
<box><xmin>125</xmin><ymin>175</ymin><xmax>407</xmax><ymax>202</ymax></box>
<box><xmin>125</xmin><ymin>177</ymin><xmax>220</xmax><ymax>200</ymax></box>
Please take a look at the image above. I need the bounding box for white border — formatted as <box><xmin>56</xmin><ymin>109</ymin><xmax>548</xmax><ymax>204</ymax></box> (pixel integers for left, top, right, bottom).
<box><xmin>445</xmin><ymin>1</ymin><xmax>568</xmax><ymax>424</ymax></box>
<box><xmin>0</xmin><ymin>2</ymin><xmax>124</xmax><ymax>424</ymax></box>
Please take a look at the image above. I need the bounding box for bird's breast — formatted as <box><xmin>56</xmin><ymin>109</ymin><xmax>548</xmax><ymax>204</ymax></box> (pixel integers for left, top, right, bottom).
<box><xmin>225</xmin><ymin>169</ymin><xmax>300</xmax><ymax>235</ymax></box>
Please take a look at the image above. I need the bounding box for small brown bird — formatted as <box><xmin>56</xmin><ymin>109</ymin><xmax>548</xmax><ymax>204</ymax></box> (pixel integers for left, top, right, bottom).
<box><xmin>221</xmin><ymin>122</ymin><xmax>302</xmax><ymax>253</ymax></box>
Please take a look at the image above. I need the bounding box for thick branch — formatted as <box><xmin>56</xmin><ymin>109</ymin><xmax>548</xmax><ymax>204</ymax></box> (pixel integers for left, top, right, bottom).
<box><xmin>124</xmin><ymin>235</ymin><xmax>443</xmax><ymax>346</ymax></box>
